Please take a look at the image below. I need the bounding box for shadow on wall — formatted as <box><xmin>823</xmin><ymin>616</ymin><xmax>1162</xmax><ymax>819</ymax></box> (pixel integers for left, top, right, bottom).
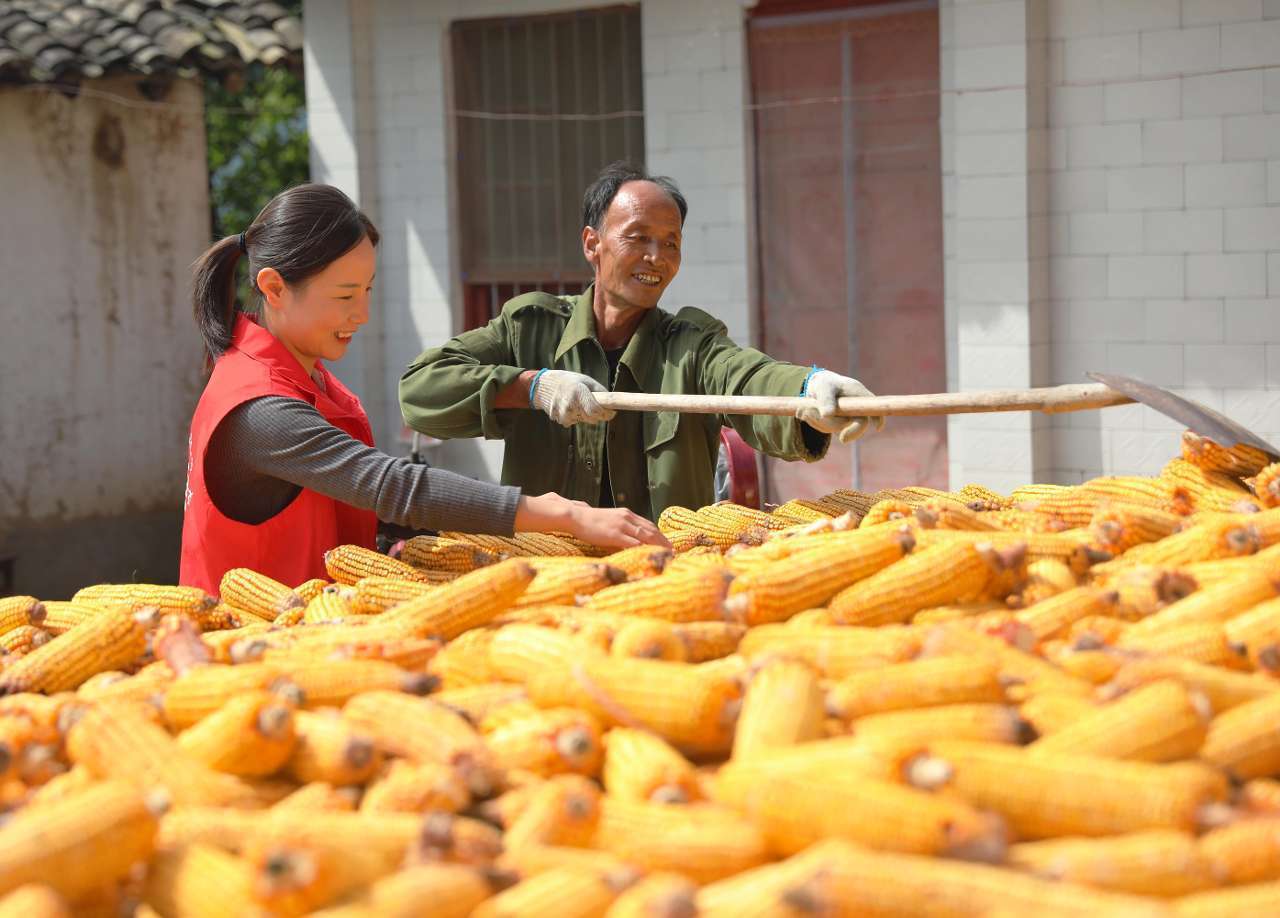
<box><xmin>1</xmin><ymin>510</ymin><xmax>182</xmax><ymax>601</ymax></box>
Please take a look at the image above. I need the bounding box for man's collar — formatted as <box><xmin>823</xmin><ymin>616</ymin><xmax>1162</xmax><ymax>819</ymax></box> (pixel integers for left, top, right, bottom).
<box><xmin>554</xmin><ymin>284</ymin><xmax>664</xmax><ymax>390</ymax></box>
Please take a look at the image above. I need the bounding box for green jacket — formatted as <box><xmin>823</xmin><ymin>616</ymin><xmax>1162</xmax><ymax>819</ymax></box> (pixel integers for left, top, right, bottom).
<box><xmin>399</xmin><ymin>286</ymin><xmax>829</xmax><ymax>520</ymax></box>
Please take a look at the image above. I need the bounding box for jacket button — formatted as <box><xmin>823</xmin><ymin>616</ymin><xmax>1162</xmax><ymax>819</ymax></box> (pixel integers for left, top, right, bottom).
<box><xmin>585</xmin><ymin>458</ymin><xmax>594</xmax><ymax>470</ymax></box>
<box><xmin>648</xmin><ymin>481</ymin><xmax>656</xmax><ymax>489</ymax></box>
<box><xmin>616</xmin><ymin>491</ymin><xmax>626</xmax><ymax>503</ymax></box>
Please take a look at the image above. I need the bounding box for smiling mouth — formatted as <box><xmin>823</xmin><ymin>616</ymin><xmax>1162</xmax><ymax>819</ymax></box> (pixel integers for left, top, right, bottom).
<box><xmin>335</xmin><ymin>331</ymin><xmax>356</xmax><ymax>341</ymax></box>
<box><xmin>633</xmin><ymin>272</ymin><xmax>661</xmax><ymax>286</ymax></box>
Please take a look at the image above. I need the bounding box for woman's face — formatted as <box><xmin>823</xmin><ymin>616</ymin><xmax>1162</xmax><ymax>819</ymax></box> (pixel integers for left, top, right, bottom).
<box><xmin>257</xmin><ymin>236</ymin><xmax>377</xmax><ymax>373</ymax></box>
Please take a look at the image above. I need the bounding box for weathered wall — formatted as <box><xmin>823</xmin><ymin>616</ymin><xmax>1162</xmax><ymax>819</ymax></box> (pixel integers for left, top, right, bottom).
<box><xmin>0</xmin><ymin>76</ymin><xmax>209</xmax><ymax>597</ymax></box>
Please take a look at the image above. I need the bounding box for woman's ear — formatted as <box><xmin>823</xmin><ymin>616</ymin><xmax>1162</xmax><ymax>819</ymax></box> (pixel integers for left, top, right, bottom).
<box><xmin>256</xmin><ymin>267</ymin><xmax>287</xmax><ymax>312</ymax></box>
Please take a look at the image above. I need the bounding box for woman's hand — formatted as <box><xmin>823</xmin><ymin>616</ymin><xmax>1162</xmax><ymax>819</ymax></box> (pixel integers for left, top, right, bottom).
<box><xmin>515</xmin><ymin>493</ymin><xmax>670</xmax><ymax>550</ymax></box>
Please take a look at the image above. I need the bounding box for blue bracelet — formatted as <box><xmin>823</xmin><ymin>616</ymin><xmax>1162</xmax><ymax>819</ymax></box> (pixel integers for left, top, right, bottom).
<box><xmin>528</xmin><ymin>368</ymin><xmax>550</xmax><ymax>407</ymax></box>
<box><xmin>800</xmin><ymin>365</ymin><xmax>823</xmax><ymax>397</ymax></box>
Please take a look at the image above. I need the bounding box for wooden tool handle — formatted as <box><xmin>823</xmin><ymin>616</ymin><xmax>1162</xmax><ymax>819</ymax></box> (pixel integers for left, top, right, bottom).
<box><xmin>592</xmin><ymin>383</ymin><xmax>1133</xmax><ymax>417</ymax></box>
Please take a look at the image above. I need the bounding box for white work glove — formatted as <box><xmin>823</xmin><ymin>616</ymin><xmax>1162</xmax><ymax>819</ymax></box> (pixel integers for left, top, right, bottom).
<box><xmin>797</xmin><ymin>369</ymin><xmax>886</xmax><ymax>444</ymax></box>
<box><xmin>530</xmin><ymin>369</ymin><xmax>616</xmax><ymax>427</ymax></box>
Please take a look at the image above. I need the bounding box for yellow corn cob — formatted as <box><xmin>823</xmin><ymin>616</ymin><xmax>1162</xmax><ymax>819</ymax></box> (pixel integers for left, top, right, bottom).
<box><xmin>65</xmin><ymin>702</ymin><xmax>256</xmax><ymax>807</ymax></box>
<box><xmin>1103</xmin><ymin>656</ymin><xmax>1279</xmax><ymax>715</ymax></box>
<box><xmin>513</xmin><ymin>532</ymin><xmax>590</xmax><ymax>556</ymax></box>
<box><xmin>1240</xmin><ymin>779</ymin><xmax>1280</xmax><ymax>815</ymax></box>
<box><xmin>1018</xmin><ymin>692</ymin><xmax>1099</xmax><ymax>736</ymax></box>
<box><xmin>243</xmin><ymin>838</ymin><xmax>391</xmax><ymax>916</ymax></box>
<box><xmin>1012</xmin><ymin>557</ymin><xmax>1079</xmax><ymax>606</ymax></box>
<box><xmin>400</xmin><ymin>535</ymin><xmax>500</xmax><ymax>574</ymax></box>
<box><xmin>175</xmin><ymin>690</ymin><xmax>296</xmax><ymax>777</ymax></box>
<box><xmin>853</xmin><ymin>703</ymin><xmax>1030</xmax><ymax>748</ymax></box>
<box><xmin>918</xmin><ymin>624</ymin><xmax>1095</xmax><ymax>699</ymax></box>
<box><xmin>695</xmin><ymin>840</ymin><xmax>860</xmax><ymax>918</ymax></box>
<box><xmin>1062</xmin><ymin>617</ymin><xmax>1132</xmax><ymax>648</ymax></box>
<box><xmin>768</xmin><ymin>498</ymin><xmax>841</xmax><ymax>524</ymax></box>
<box><xmin>1224</xmin><ymin>596</ymin><xmax>1280</xmax><ymax>671</ymax></box>
<box><xmin>609</xmin><ymin>619</ymin><xmax>687</xmax><ymax>661</ymax></box>
<box><xmin>515</xmin><ymin>562</ymin><xmax>626</xmax><ymax>608</ymax></box>
<box><xmin>156</xmin><ymin>808</ymin><xmax>424</xmax><ymax>866</ymax></box>
<box><xmin>346</xmin><ymin>576</ymin><xmax>433</xmax><ymax>615</ymax></box>
<box><xmin>663</xmin><ymin>546</ymin><xmax>729</xmax><ymax>577</ymax></box>
<box><xmin>0</xmin><ymin>626</ymin><xmax>51</xmax><ymax>656</ymax></box>
<box><xmin>159</xmin><ymin>662</ymin><xmax>292</xmax><ymax>728</ymax></box>
<box><xmin>428</xmin><ymin>628</ymin><xmax>499</xmax><ymax>689</ymax></box>
<box><xmin>603</xmin><ymin>872</ymin><xmax>696</xmax><ymax>918</ymax></box>
<box><xmin>908</xmin><ymin>740</ymin><xmax>1229</xmax><ymax>838</ymax></box>
<box><xmin>485</xmin><ymin>707</ymin><xmax>604</xmax><ymax>778</ymax></box>
<box><xmin>360</xmin><ymin>759</ymin><xmax>471</xmax><ymax>814</ymax></box>
<box><xmin>499</xmin><ymin>775</ymin><xmax>600</xmax><ymax>852</ymax></box>
<box><xmin>431</xmin><ymin>683</ymin><xmax>524</xmax><ymax>727</ymax></box>
<box><xmin>585</xmin><ymin>566</ymin><xmax>733</xmax><ymax>623</ymax></box>
<box><xmin>1181</xmin><ymin>429</ymin><xmax>1272</xmax><ymax>477</ymax></box>
<box><xmin>1126</xmin><ymin>568</ymin><xmax>1280</xmax><ymax>637</ymax></box>
<box><xmin>1008</xmin><ymin>830</ymin><xmax>1215</xmax><ymax>897</ymax></box>
<box><xmin>1023</xmin><ymin>476</ymin><xmax>1178</xmax><ymax>527</ymax></box>
<box><xmin>285</xmin><ymin>709</ymin><xmax>382</xmax><ymax>786</ymax></box>
<box><xmin>302</xmin><ymin>587</ymin><xmax>358</xmax><ymax>624</ymax></box>
<box><xmin>1163</xmin><ymin>457</ymin><xmax>1259</xmax><ymax>513</ymax></box>
<box><xmin>1197</xmin><ymin>819</ymin><xmax>1280</xmax><ymax>886</ymax></box>
<box><xmin>1088</xmin><ymin>502</ymin><xmax>1185</xmax><ymax>555</ymax></box>
<box><xmin>218</xmin><ymin>568</ymin><xmax>303</xmax><ymax>622</ymax></box>
<box><xmin>731</xmin><ymin>658</ymin><xmax>824</xmax><ymax>760</ymax></box>
<box><xmin>665</xmin><ymin>529</ymin><xmax>716</xmax><ymax>554</ymax></box>
<box><xmin>914</xmin><ymin>527</ymin><xmax>1107</xmax><ymax>574</ymax></box>
<box><xmin>1117</xmin><ymin>622</ymin><xmax>1251</xmax><ymax>670</ymax></box>
<box><xmin>737</xmin><ymin>623</ymin><xmax>920</xmax><ymax>677</ymax></box>
<box><xmin>775</xmin><ymin>840</ymin><xmax>1174</xmax><ymax>917</ymax></box>
<box><xmin>1200</xmin><ymin>692</ymin><xmax>1280</xmax><ymax>780</ymax></box>
<box><xmin>857</xmin><ymin>499</ymin><xmax>915</xmax><ymax>529</ymax></box>
<box><xmin>826</xmin><ymin>654</ymin><xmax>1005</xmax><ymax>720</ymax></box>
<box><xmin>594</xmin><ymin>545</ymin><xmax>670</xmax><ymax>582</ymax></box>
<box><xmin>36</xmin><ymin>601</ymin><xmax>106</xmax><ymax>637</ymax></box>
<box><xmin>1014</xmin><ymin>586</ymin><xmax>1120</xmax><ymax>641</ymax></box>
<box><xmin>343</xmin><ymin>692</ymin><xmax>498</xmax><ymax>795</ymax></box>
<box><xmin>324</xmin><ymin>544</ymin><xmax>431</xmax><ymax>585</ymax></box>
<box><xmin>912</xmin><ymin>499</ymin><xmax>1002</xmax><ymax>532</ymax></box>
<box><xmin>724</xmin><ymin>527</ymin><xmax>914</xmax><ymax>625</ymax></box>
<box><xmin>488</xmin><ymin>624</ymin><xmax>599</xmax><ymax>683</ymax></box>
<box><xmin>71</xmin><ymin>583</ymin><xmax>218</xmax><ymax>622</ymax></box>
<box><xmin>0</xmin><ymin>885</ymin><xmax>70</xmax><ymax>918</ymax></box>
<box><xmin>376</xmin><ymin>558</ymin><xmax>535</xmax><ymax>639</ymax></box>
<box><xmin>471</xmin><ymin>864</ymin><xmax>634</xmax><ymax>918</ymax></box>
<box><xmin>149</xmin><ymin>614</ymin><xmax>213</xmax><ymax>679</ymax></box>
<box><xmin>601</xmin><ymin>727</ymin><xmax>700</xmax><ymax>804</ymax></box>
<box><xmin>0</xmin><ymin>598</ymin><xmax>43</xmax><ymax>638</ymax></box>
<box><xmin>273</xmin><ymin>782</ymin><xmax>359</xmax><ymax>813</ymax></box>
<box><xmin>708</xmin><ymin>501</ymin><xmax>793</xmax><ymax>533</ymax></box>
<box><xmin>336</xmin><ymin>863</ymin><xmax>498</xmax><ymax>918</ymax></box>
<box><xmin>288</xmin><ymin>579</ymin><xmax>326</xmax><ymax>604</ymax></box>
<box><xmin>657</xmin><ymin>506</ymin><xmax>747</xmax><ymax>549</ymax></box>
<box><xmin>1029</xmin><ymin>679</ymin><xmax>1209</xmax><ymax>762</ymax></box>
<box><xmin>986</xmin><ymin>507</ymin><xmax>1072</xmax><ymax>533</ymax></box>
<box><xmin>1253</xmin><ymin>461</ymin><xmax>1280</xmax><ymax>508</ymax></box>
<box><xmin>1106</xmin><ymin>566</ymin><xmax>1198</xmax><ymax>619</ymax></box>
<box><xmin>1174</xmin><ymin>882</ymin><xmax>1280</xmax><ymax>918</ymax></box>
<box><xmin>0</xmin><ymin>780</ymin><xmax>158</xmax><ymax>904</ymax></box>
<box><xmin>715</xmin><ymin>753</ymin><xmax>1001</xmax><ymax>858</ymax></box>
<box><xmin>824</xmin><ymin>488</ymin><xmax>882</xmax><ymax>515</ymax></box>
<box><xmin>273</xmin><ymin>658</ymin><xmax>435</xmax><ymax>709</ymax></box>
<box><xmin>0</xmin><ymin>606</ymin><xmax>153</xmax><ymax>695</ymax></box>
<box><xmin>593</xmin><ymin>799</ymin><xmax>771</xmax><ymax>882</ymax></box>
<box><xmin>197</xmin><ymin>622</ymin><xmax>273</xmax><ymax>663</ymax></box>
<box><xmin>957</xmin><ymin>483</ymin><xmax>1014</xmax><ymax>510</ymax></box>
<box><xmin>141</xmin><ymin>842</ymin><xmax>254</xmax><ymax>918</ymax></box>
<box><xmin>670</xmin><ymin>621</ymin><xmax>746</xmax><ymax>663</ymax></box>
<box><xmin>829</xmin><ymin>540</ymin><xmax>1024</xmax><ymax>626</ymax></box>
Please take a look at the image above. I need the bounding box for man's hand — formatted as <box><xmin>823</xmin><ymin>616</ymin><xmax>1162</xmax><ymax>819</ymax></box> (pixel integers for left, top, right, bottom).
<box><xmin>530</xmin><ymin>370</ymin><xmax>616</xmax><ymax>426</ymax></box>
<box><xmin>797</xmin><ymin>370</ymin><xmax>886</xmax><ymax>444</ymax></box>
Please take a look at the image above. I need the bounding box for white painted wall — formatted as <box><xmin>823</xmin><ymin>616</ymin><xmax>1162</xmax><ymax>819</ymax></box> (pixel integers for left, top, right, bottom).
<box><xmin>942</xmin><ymin>0</ymin><xmax>1280</xmax><ymax>488</ymax></box>
<box><xmin>304</xmin><ymin>0</ymin><xmax>753</xmax><ymax>481</ymax></box>
<box><xmin>0</xmin><ymin>76</ymin><xmax>209</xmax><ymax>595</ymax></box>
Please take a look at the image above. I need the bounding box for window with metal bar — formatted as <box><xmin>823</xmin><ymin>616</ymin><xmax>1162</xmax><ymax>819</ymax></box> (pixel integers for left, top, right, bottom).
<box><xmin>451</xmin><ymin>4</ymin><xmax>645</xmax><ymax>329</ymax></box>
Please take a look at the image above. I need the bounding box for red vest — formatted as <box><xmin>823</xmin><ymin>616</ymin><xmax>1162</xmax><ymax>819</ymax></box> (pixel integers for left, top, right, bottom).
<box><xmin>179</xmin><ymin>314</ymin><xmax>378</xmax><ymax>594</ymax></box>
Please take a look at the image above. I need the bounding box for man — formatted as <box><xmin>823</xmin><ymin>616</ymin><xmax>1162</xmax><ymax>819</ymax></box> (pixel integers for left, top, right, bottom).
<box><xmin>399</xmin><ymin>161</ymin><xmax>881</xmax><ymax>521</ymax></box>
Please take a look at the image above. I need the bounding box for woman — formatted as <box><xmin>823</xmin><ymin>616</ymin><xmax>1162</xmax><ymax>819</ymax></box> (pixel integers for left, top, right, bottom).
<box><xmin>180</xmin><ymin>184</ymin><xmax>665</xmax><ymax>593</ymax></box>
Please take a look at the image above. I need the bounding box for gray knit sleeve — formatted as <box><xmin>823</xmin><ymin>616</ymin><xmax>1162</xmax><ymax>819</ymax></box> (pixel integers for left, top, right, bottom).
<box><xmin>223</xmin><ymin>396</ymin><xmax>521</xmax><ymax>534</ymax></box>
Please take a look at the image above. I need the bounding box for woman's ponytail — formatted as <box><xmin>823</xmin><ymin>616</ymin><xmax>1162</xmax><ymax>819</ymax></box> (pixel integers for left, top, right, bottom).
<box><xmin>191</xmin><ymin>233</ymin><xmax>246</xmax><ymax>366</ymax></box>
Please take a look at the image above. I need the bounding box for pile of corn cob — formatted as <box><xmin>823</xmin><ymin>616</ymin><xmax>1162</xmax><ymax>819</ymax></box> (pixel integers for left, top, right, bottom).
<box><xmin>0</xmin><ymin>432</ymin><xmax>1279</xmax><ymax>916</ymax></box>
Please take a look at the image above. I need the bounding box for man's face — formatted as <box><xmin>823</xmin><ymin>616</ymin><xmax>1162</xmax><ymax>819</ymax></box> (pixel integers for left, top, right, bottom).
<box><xmin>583</xmin><ymin>180</ymin><xmax>682</xmax><ymax>311</ymax></box>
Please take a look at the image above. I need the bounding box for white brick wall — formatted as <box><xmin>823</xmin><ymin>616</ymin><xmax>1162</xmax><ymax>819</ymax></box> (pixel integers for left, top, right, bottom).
<box><xmin>947</xmin><ymin>0</ymin><xmax>1280</xmax><ymax>485</ymax></box>
<box><xmin>305</xmin><ymin>0</ymin><xmax>754</xmax><ymax>480</ymax></box>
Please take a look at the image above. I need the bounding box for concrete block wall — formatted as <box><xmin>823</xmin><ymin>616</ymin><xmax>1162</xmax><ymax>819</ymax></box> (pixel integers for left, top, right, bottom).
<box><xmin>944</xmin><ymin>0</ymin><xmax>1280</xmax><ymax>488</ymax></box>
<box><xmin>305</xmin><ymin>0</ymin><xmax>753</xmax><ymax>481</ymax></box>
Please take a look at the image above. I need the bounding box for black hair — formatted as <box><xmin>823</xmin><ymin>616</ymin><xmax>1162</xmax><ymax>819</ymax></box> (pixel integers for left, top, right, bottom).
<box><xmin>581</xmin><ymin>160</ymin><xmax>688</xmax><ymax>231</ymax></box>
<box><xmin>191</xmin><ymin>183</ymin><xmax>379</xmax><ymax>363</ymax></box>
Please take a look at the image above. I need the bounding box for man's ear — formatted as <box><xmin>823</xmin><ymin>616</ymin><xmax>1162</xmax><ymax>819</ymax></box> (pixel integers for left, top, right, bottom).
<box><xmin>256</xmin><ymin>267</ymin><xmax>287</xmax><ymax>312</ymax></box>
<box><xmin>582</xmin><ymin>225</ymin><xmax>600</xmax><ymax>270</ymax></box>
